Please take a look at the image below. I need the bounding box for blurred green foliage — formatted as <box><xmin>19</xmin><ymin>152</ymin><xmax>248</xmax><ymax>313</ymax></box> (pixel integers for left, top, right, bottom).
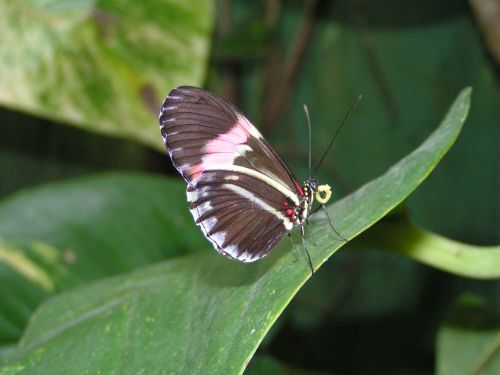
<box><xmin>0</xmin><ymin>0</ymin><xmax>498</xmax><ymax>374</ymax></box>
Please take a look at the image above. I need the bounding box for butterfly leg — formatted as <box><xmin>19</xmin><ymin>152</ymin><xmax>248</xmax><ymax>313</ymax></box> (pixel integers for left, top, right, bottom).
<box><xmin>309</xmin><ymin>205</ymin><xmax>322</xmax><ymax>216</ymax></box>
<box><xmin>321</xmin><ymin>204</ymin><xmax>347</xmax><ymax>242</ymax></box>
<box><xmin>288</xmin><ymin>232</ymin><xmax>300</xmax><ymax>261</ymax></box>
<box><xmin>301</xmin><ymin>225</ymin><xmax>315</xmax><ymax>275</ymax></box>
<box><xmin>303</xmin><ymin>219</ymin><xmax>318</xmax><ymax>246</ymax></box>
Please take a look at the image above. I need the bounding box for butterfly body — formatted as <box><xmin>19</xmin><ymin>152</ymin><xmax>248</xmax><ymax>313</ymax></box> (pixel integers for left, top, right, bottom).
<box><xmin>159</xmin><ymin>86</ymin><xmax>332</xmax><ymax>264</ymax></box>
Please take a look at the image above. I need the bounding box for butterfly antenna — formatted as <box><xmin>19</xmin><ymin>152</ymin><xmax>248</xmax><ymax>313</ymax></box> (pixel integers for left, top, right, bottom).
<box><xmin>312</xmin><ymin>94</ymin><xmax>363</xmax><ymax>177</ymax></box>
<box><xmin>303</xmin><ymin>104</ymin><xmax>312</xmax><ymax>177</ymax></box>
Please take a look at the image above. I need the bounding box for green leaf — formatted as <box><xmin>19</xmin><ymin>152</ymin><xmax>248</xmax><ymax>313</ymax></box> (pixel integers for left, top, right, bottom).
<box><xmin>352</xmin><ymin>220</ymin><xmax>500</xmax><ymax>279</ymax></box>
<box><xmin>0</xmin><ymin>173</ymin><xmax>206</xmax><ymax>343</ymax></box>
<box><xmin>0</xmin><ymin>0</ymin><xmax>213</xmax><ymax>151</ymax></box>
<box><xmin>436</xmin><ymin>295</ymin><xmax>500</xmax><ymax>375</ymax></box>
<box><xmin>1</xmin><ymin>88</ymin><xmax>471</xmax><ymax>373</ymax></box>
<box><xmin>288</xmin><ymin>250</ymin><xmax>423</xmax><ymax>330</ymax></box>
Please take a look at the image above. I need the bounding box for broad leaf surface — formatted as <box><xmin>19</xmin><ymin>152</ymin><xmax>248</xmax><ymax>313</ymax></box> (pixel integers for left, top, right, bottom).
<box><xmin>0</xmin><ymin>89</ymin><xmax>471</xmax><ymax>373</ymax></box>
<box><xmin>0</xmin><ymin>173</ymin><xmax>206</xmax><ymax>343</ymax></box>
<box><xmin>436</xmin><ymin>295</ymin><xmax>500</xmax><ymax>375</ymax></box>
<box><xmin>0</xmin><ymin>0</ymin><xmax>213</xmax><ymax>150</ymax></box>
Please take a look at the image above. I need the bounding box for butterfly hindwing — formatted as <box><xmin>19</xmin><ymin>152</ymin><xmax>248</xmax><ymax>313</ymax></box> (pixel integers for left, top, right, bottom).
<box><xmin>187</xmin><ymin>170</ymin><xmax>293</xmax><ymax>261</ymax></box>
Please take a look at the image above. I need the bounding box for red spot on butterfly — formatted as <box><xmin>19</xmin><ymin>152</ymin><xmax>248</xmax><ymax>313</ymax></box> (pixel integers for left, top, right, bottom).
<box><xmin>294</xmin><ymin>180</ymin><xmax>304</xmax><ymax>196</ymax></box>
<box><xmin>283</xmin><ymin>201</ymin><xmax>289</xmax><ymax>206</ymax></box>
<box><xmin>286</xmin><ymin>208</ymin><xmax>294</xmax><ymax>216</ymax></box>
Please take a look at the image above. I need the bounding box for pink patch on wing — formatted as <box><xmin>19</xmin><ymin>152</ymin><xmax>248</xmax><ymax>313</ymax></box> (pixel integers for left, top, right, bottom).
<box><xmin>185</xmin><ymin>120</ymin><xmax>250</xmax><ymax>183</ymax></box>
<box><xmin>236</xmin><ymin>114</ymin><xmax>260</xmax><ymax>137</ymax></box>
<box><xmin>186</xmin><ymin>164</ymin><xmax>204</xmax><ymax>181</ymax></box>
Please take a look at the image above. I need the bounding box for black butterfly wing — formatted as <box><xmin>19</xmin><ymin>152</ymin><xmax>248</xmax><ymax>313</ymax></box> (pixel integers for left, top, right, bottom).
<box><xmin>186</xmin><ymin>170</ymin><xmax>294</xmax><ymax>261</ymax></box>
<box><xmin>159</xmin><ymin>86</ymin><xmax>303</xmax><ymax>261</ymax></box>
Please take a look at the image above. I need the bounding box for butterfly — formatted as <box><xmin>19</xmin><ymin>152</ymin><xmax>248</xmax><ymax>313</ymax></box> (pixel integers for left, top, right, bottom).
<box><xmin>159</xmin><ymin>86</ymin><xmax>342</xmax><ymax>272</ymax></box>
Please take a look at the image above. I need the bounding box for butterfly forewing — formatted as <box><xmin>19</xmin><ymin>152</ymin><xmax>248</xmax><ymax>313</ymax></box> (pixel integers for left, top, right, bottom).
<box><xmin>159</xmin><ymin>86</ymin><xmax>303</xmax><ymax>261</ymax></box>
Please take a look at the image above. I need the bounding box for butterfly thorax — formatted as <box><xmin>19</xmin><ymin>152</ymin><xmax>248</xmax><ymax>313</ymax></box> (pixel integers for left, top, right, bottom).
<box><xmin>287</xmin><ymin>179</ymin><xmax>333</xmax><ymax>227</ymax></box>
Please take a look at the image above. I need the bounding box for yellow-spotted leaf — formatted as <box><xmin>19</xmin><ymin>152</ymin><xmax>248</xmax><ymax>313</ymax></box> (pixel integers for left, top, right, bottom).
<box><xmin>0</xmin><ymin>0</ymin><xmax>213</xmax><ymax>150</ymax></box>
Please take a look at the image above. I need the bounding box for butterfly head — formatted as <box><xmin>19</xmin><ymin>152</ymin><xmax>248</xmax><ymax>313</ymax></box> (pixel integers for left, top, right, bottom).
<box><xmin>305</xmin><ymin>179</ymin><xmax>332</xmax><ymax>205</ymax></box>
<box><xmin>308</xmin><ymin>179</ymin><xmax>318</xmax><ymax>191</ymax></box>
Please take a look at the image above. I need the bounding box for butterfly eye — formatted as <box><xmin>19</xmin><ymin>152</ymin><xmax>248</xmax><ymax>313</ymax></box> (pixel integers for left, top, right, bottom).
<box><xmin>315</xmin><ymin>184</ymin><xmax>332</xmax><ymax>204</ymax></box>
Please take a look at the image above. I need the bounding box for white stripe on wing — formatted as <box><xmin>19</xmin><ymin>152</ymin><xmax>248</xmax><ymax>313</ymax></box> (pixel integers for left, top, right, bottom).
<box><xmin>222</xmin><ymin>184</ymin><xmax>293</xmax><ymax>231</ymax></box>
<box><xmin>205</xmin><ymin>165</ymin><xmax>300</xmax><ymax>205</ymax></box>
